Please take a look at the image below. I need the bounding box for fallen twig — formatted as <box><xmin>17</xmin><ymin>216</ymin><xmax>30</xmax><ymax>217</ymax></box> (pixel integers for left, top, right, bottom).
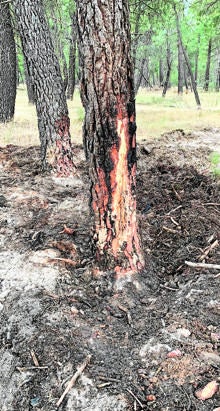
<box><xmin>16</xmin><ymin>366</ymin><xmax>48</xmax><ymax>372</ymax></box>
<box><xmin>30</xmin><ymin>350</ymin><xmax>39</xmax><ymax>367</ymax></box>
<box><xmin>49</xmin><ymin>257</ymin><xmax>77</xmax><ymax>266</ymax></box>
<box><xmin>162</xmin><ymin>226</ymin><xmax>180</xmax><ymax>234</ymax></box>
<box><xmin>118</xmin><ymin>304</ymin><xmax>132</xmax><ymax>326</ymax></box>
<box><xmin>185</xmin><ymin>261</ymin><xmax>220</xmax><ymax>270</ymax></box>
<box><xmin>56</xmin><ymin>354</ymin><xmax>91</xmax><ymax>408</ymax></box>
<box><xmin>199</xmin><ymin>240</ymin><xmax>219</xmax><ymax>261</ymax></box>
<box><xmin>126</xmin><ymin>388</ymin><xmax>144</xmax><ymax>409</ymax></box>
<box><xmin>99</xmin><ymin>376</ymin><xmax>121</xmax><ymax>383</ymax></box>
<box><xmin>202</xmin><ymin>203</ymin><xmax>220</xmax><ymax>207</ymax></box>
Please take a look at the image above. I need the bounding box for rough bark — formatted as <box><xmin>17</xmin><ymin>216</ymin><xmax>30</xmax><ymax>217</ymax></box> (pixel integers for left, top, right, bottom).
<box><xmin>67</xmin><ymin>13</ymin><xmax>77</xmax><ymax>100</ymax></box>
<box><xmin>76</xmin><ymin>0</ymin><xmax>144</xmax><ymax>275</ymax></box>
<box><xmin>203</xmin><ymin>38</ymin><xmax>212</xmax><ymax>91</ymax></box>
<box><xmin>13</xmin><ymin>0</ymin><xmax>75</xmax><ymax>175</ymax></box>
<box><xmin>0</xmin><ymin>0</ymin><xmax>17</xmax><ymax>122</ymax></box>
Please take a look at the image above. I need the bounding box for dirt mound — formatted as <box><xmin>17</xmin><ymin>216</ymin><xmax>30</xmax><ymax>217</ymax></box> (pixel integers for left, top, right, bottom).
<box><xmin>0</xmin><ymin>130</ymin><xmax>219</xmax><ymax>410</ymax></box>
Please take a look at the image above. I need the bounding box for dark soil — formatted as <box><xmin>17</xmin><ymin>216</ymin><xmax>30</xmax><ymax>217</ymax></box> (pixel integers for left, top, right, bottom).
<box><xmin>0</xmin><ymin>129</ymin><xmax>220</xmax><ymax>411</ymax></box>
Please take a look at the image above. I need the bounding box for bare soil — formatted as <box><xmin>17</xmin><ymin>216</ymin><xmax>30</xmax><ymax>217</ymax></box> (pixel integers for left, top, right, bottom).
<box><xmin>0</xmin><ymin>129</ymin><xmax>220</xmax><ymax>411</ymax></box>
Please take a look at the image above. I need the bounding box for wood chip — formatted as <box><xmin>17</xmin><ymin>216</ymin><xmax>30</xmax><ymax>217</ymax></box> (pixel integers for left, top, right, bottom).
<box><xmin>195</xmin><ymin>380</ymin><xmax>219</xmax><ymax>400</ymax></box>
<box><xmin>185</xmin><ymin>261</ymin><xmax>220</xmax><ymax>270</ymax></box>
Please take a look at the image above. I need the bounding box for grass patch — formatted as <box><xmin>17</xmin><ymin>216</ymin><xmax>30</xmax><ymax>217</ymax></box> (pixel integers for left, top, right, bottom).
<box><xmin>0</xmin><ymin>87</ymin><xmax>219</xmax><ymax>146</ymax></box>
<box><xmin>210</xmin><ymin>152</ymin><xmax>220</xmax><ymax>176</ymax></box>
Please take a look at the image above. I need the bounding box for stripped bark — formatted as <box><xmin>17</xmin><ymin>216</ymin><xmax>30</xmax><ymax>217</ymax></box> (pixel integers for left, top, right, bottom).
<box><xmin>0</xmin><ymin>0</ymin><xmax>16</xmax><ymax>122</ymax></box>
<box><xmin>76</xmin><ymin>0</ymin><xmax>144</xmax><ymax>274</ymax></box>
<box><xmin>13</xmin><ymin>0</ymin><xmax>75</xmax><ymax>175</ymax></box>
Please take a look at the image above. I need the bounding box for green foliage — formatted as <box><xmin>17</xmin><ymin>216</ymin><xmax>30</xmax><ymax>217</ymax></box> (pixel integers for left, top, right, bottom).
<box><xmin>210</xmin><ymin>151</ymin><xmax>220</xmax><ymax>176</ymax></box>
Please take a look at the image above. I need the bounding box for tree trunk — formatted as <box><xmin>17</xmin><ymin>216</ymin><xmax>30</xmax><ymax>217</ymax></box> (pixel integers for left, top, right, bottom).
<box><xmin>76</xmin><ymin>0</ymin><xmax>144</xmax><ymax>275</ymax></box>
<box><xmin>159</xmin><ymin>57</ymin><xmax>164</xmax><ymax>87</ymax></box>
<box><xmin>177</xmin><ymin>35</ymin><xmax>184</xmax><ymax>94</ymax></box>
<box><xmin>194</xmin><ymin>34</ymin><xmax>200</xmax><ymax>83</ymax></box>
<box><xmin>174</xmin><ymin>8</ymin><xmax>201</xmax><ymax>107</ymax></box>
<box><xmin>135</xmin><ymin>57</ymin><xmax>147</xmax><ymax>95</ymax></box>
<box><xmin>13</xmin><ymin>0</ymin><xmax>75</xmax><ymax>175</ymax></box>
<box><xmin>24</xmin><ymin>58</ymin><xmax>35</xmax><ymax>104</ymax></box>
<box><xmin>216</xmin><ymin>60</ymin><xmax>220</xmax><ymax>92</ymax></box>
<box><xmin>162</xmin><ymin>34</ymin><xmax>172</xmax><ymax>97</ymax></box>
<box><xmin>67</xmin><ymin>13</ymin><xmax>77</xmax><ymax>100</ymax></box>
<box><xmin>0</xmin><ymin>0</ymin><xmax>17</xmax><ymax>122</ymax></box>
<box><xmin>203</xmin><ymin>38</ymin><xmax>212</xmax><ymax>91</ymax></box>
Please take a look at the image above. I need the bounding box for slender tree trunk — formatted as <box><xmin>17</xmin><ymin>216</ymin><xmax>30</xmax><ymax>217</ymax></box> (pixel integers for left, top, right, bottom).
<box><xmin>13</xmin><ymin>0</ymin><xmax>75</xmax><ymax>175</ymax></box>
<box><xmin>135</xmin><ymin>57</ymin><xmax>147</xmax><ymax>95</ymax></box>
<box><xmin>24</xmin><ymin>59</ymin><xmax>35</xmax><ymax>104</ymax></box>
<box><xmin>76</xmin><ymin>0</ymin><xmax>144</xmax><ymax>275</ymax></box>
<box><xmin>159</xmin><ymin>57</ymin><xmax>164</xmax><ymax>87</ymax></box>
<box><xmin>0</xmin><ymin>0</ymin><xmax>16</xmax><ymax>122</ymax></box>
<box><xmin>194</xmin><ymin>34</ymin><xmax>200</xmax><ymax>83</ymax></box>
<box><xmin>67</xmin><ymin>13</ymin><xmax>77</xmax><ymax>100</ymax></box>
<box><xmin>203</xmin><ymin>38</ymin><xmax>212</xmax><ymax>91</ymax></box>
<box><xmin>162</xmin><ymin>34</ymin><xmax>172</xmax><ymax>97</ymax></box>
<box><xmin>177</xmin><ymin>35</ymin><xmax>184</xmax><ymax>94</ymax></box>
<box><xmin>216</xmin><ymin>60</ymin><xmax>220</xmax><ymax>92</ymax></box>
<box><xmin>174</xmin><ymin>8</ymin><xmax>201</xmax><ymax>107</ymax></box>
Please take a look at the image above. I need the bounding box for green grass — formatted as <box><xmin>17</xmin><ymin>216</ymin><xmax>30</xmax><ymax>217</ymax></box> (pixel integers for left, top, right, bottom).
<box><xmin>0</xmin><ymin>86</ymin><xmax>219</xmax><ymax>147</ymax></box>
<box><xmin>210</xmin><ymin>152</ymin><xmax>220</xmax><ymax>176</ymax></box>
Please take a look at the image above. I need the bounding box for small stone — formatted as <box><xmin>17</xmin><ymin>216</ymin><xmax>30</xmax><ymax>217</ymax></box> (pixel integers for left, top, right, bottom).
<box><xmin>167</xmin><ymin>349</ymin><xmax>182</xmax><ymax>358</ymax></box>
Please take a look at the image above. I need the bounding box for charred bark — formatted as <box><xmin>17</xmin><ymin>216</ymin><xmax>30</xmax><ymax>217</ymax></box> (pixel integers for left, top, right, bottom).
<box><xmin>203</xmin><ymin>39</ymin><xmax>212</xmax><ymax>91</ymax></box>
<box><xmin>0</xmin><ymin>0</ymin><xmax>16</xmax><ymax>122</ymax></box>
<box><xmin>13</xmin><ymin>0</ymin><xmax>75</xmax><ymax>175</ymax></box>
<box><xmin>76</xmin><ymin>0</ymin><xmax>144</xmax><ymax>275</ymax></box>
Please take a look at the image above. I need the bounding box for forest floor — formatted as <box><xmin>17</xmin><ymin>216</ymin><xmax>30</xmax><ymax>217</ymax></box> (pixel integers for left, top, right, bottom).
<box><xmin>0</xmin><ymin>128</ymin><xmax>220</xmax><ymax>411</ymax></box>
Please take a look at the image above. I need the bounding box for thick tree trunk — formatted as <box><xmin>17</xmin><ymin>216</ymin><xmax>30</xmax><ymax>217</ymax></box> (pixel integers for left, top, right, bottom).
<box><xmin>203</xmin><ymin>38</ymin><xmax>212</xmax><ymax>91</ymax></box>
<box><xmin>177</xmin><ymin>35</ymin><xmax>184</xmax><ymax>94</ymax></box>
<box><xmin>0</xmin><ymin>0</ymin><xmax>16</xmax><ymax>122</ymax></box>
<box><xmin>162</xmin><ymin>35</ymin><xmax>172</xmax><ymax>97</ymax></box>
<box><xmin>76</xmin><ymin>0</ymin><xmax>144</xmax><ymax>275</ymax></box>
<box><xmin>13</xmin><ymin>0</ymin><xmax>75</xmax><ymax>175</ymax></box>
<box><xmin>67</xmin><ymin>13</ymin><xmax>77</xmax><ymax>100</ymax></box>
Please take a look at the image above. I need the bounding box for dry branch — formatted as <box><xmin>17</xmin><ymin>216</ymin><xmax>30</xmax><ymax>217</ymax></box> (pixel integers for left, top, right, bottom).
<box><xmin>56</xmin><ymin>354</ymin><xmax>91</xmax><ymax>408</ymax></box>
<box><xmin>185</xmin><ymin>261</ymin><xmax>220</xmax><ymax>270</ymax></box>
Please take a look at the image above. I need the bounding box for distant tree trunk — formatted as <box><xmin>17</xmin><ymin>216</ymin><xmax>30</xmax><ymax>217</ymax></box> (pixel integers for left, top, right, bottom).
<box><xmin>203</xmin><ymin>38</ymin><xmax>212</xmax><ymax>91</ymax></box>
<box><xmin>174</xmin><ymin>7</ymin><xmax>201</xmax><ymax>107</ymax></box>
<box><xmin>177</xmin><ymin>35</ymin><xmax>184</xmax><ymax>94</ymax></box>
<box><xmin>135</xmin><ymin>57</ymin><xmax>147</xmax><ymax>95</ymax></box>
<box><xmin>24</xmin><ymin>59</ymin><xmax>35</xmax><ymax>104</ymax></box>
<box><xmin>194</xmin><ymin>34</ymin><xmax>200</xmax><ymax>83</ymax></box>
<box><xmin>162</xmin><ymin>34</ymin><xmax>172</xmax><ymax>97</ymax></box>
<box><xmin>132</xmin><ymin>2</ymin><xmax>142</xmax><ymax>71</ymax></box>
<box><xmin>159</xmin><ymin>58</ymin><xmax>164</xmax><ymax>86</ymax></box>
<box><xmin>0</xmin><ymin>0</ymin><xmax>16</xmax><ymax>122</ymax></box>
<box><xmin>76</xmin><ymin>0</ymin><xmax>144</xmax><ymax>275</ymax></box>
<box><xmin>13</xmin><ymin>0</ymin><xmax>75</xmax><ymax>175</ymax></box>
<box><xmin>67</xmin><ymin>13</ymin><xmax>77</xmax><ymax>100</ymax></box>
<box><xmin>183</xmin><ymin>63</ymin><xmax>189</xmax><ymax>92</ymax></box>
<box><xmin>216</xmin><ymin>60</ymin><xmax>220</xmax><ymax>92</ymax></box>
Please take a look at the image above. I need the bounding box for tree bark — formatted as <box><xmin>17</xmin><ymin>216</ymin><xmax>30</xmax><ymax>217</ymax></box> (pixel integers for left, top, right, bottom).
<box><xmin>67</xmin><ymin>12</ymin><xmax>77</xmax><ymax>100</ymax></box>
<box><xmin>203</xmin><ymin>38</ymin><xmax>212</xmax><ymax>91</ymax></box>
<box><xmin>216</xmin><ymin>60</ymin><xmax>220</xmax><ymax>92</ymax></box>
<box><xmin>24</xmin><ymin>58</ymin><xmax>35</xmax><ymax>104</ymax></box>
<box><xmin>0</xmin><ymin>0</ymin><xmax>17</xmax><ymax>122</ymax></box>
<box><xmin>13</xmin><ymin>0</ymin><xmax>75</xmax><ymax>175</ymax></box>
<box><xmin>76</xmin><ymin>0</ymin><xmax>144</xmax><ymax>275</ymax></box>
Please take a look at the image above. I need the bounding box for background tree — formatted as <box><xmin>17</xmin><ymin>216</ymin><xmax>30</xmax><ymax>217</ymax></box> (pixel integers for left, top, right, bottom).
<box><xmin>76</xmin><ymin>0</ymin><xmax>145</xmax><ymax>275</ymax></box>
<box><xmin>0</xmin><ymin>0</ymin><xmax>16</xmax><ymax>123</ymax></box>
<box><xmin>13</xmin><ymin>0</ymin><xmax>75</xmax><ymax>175</ymax></box>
